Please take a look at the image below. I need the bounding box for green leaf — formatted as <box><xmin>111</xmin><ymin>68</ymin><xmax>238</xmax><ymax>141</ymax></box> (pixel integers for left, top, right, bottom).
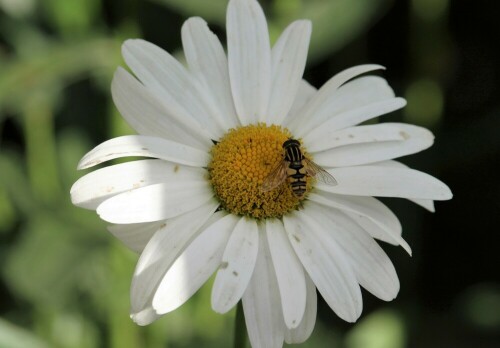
<box><xmin>153</xmin><ymin>0</ymin><xmax>391</xmax><ymax>64</ymax></box>
<box><xmin>345</xmin><ymin>309</ymin><xmax>406</xmax><ymax>348</ymax></box>
<box><xmin>0</xmin><ymin>152</ymin><xmax>36</xmax><ymax>215</ymax></box>
<box><xmin>33</xmin><ymin>311</ymin><xmax>101</xmax><ymax>348</ymax></box>
<box><xmin>2</xmin><ymin>212</ymin><xmax>109</xmax><ymax>309</ymax></box>
<box><xmin>0</xmin><ymin>37</ymin><xmax>121</xmax><ymax>114</ymax></box>
<box><xmin>42</xmin><ymin>0</ymin><xmax>101</xmax><ymax>37</ymax></box>
<box><xmin>107</xmin><ymin>245</ymin><xmax>144</xmax><ymax>348</ymax></box>
<box><xmin>56</xmin><ymin>128</ymin><xmax>93</xmax><ymax>191</ymax></box>
<box><xmin>274</xmin><ymin>0</ymin><xmax>393</xmax><ymax>63</ymax></box>
<box><xmin>0</xmin><ymin>185</ymin><xmax>16</xmax><ymax>233</ymax></box>
<box><xmin>0</xmin><ymin>318</ymin><xmax>49</xmax><ymax>348</ymax></box>
<box><xmin>152</xmin><ymin>0</ymin><xmax>228</xmax><ymax>25</ymax></box>
<box><xmin>22</xmin><ymin>94</ymin><xmax>63</xmax><ymax>204</ymax></box>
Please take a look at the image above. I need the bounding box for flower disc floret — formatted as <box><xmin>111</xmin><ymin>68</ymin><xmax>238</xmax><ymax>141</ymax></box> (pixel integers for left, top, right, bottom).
<box><xmin>209</xmin><ymin>124</ymin><xmax>308</xmax><ymax>219</ymax></box>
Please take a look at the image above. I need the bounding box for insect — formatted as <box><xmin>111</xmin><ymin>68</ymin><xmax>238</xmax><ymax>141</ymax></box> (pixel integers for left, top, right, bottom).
<box><xmin>261</xmin><ymin>139</ymin><xmax>337</xmax><ymax>198</ymax></box>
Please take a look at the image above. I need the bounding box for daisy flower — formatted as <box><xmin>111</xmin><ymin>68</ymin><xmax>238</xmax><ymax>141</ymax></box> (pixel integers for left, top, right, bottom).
<box><xmin>70</xmin><ymin>0</ymin><xmax>452</xmax><ymax>346</ymax></box>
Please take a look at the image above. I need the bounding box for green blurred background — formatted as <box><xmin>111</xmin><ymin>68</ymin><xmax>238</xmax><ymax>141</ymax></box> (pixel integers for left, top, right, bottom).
<box><xmin>0</xmin><ymin>0</ymin><xmax>499</xmax><ymax>347</ymax></box>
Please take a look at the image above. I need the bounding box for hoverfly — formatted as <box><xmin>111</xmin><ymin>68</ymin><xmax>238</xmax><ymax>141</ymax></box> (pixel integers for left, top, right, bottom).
<box><xmin>261</xmin><ymin>139</ymin><xmax>337</xmax><ymax>198</ymax></box>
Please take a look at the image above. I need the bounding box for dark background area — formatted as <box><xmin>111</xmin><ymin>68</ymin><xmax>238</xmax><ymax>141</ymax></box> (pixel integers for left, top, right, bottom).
<box><xmin>1</xmin><ymin>0</ymin><xmax>499</xmax><ymax>347</ymax></box>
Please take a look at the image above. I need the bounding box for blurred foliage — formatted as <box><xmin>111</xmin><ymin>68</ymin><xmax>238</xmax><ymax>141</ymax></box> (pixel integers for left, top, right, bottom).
<box><xmin>0</xmin><ymin>0</ymin><xmax>498</xmax><ymax>347</ymax></box>
<box><xmin>457</xmin><ymin>284</ymin><xmax>500</xmax><ymax>331</ymax></box>
<box><xmin>345</xmin><ymin>309</ymin><xmax>405</xmax><ymax>348</ymax></box>
<box><xmin>0</xmin><ymin>317</ymin><xmax>50</xmax><ymax>348</ymax></box>
<box><xmin>155</xmin><ymin>0</ymin><xmax>393</xmax><ymax>63</ymax></box>
<box><xmin>404</xmin><ymin>78</ymin><xmax>443</xmax><ymax>127</ymax></box>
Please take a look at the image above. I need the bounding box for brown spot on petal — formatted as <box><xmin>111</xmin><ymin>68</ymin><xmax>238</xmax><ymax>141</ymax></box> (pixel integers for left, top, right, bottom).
<box><xmin>399</xmin><ymin>131</ymin><xmax>410</xmax><ymax>140</ymax></box>
<box><xmin>220</xmin><ymin>261</ymin><xmax>228</xmax><ymax>270</ymax></box>
<box><xmin>174</xmin><ymin>165</ymin><xmax>179</xmax><ymax>173</ymax></box>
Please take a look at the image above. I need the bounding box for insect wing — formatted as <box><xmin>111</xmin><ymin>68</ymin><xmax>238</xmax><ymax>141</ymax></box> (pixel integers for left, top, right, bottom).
<box><xmin>261</xmin><ymin>160</ymin><xmax>288</xmax><ymax>192</ymax></box>
<box><xmin>304</xmin><ymin>158</ymin><xmax>338</xmax><ymax>186</ymax></box>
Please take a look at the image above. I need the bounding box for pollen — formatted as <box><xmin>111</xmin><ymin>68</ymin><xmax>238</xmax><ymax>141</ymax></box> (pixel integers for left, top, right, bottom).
<box><xmin>209</xmin><ymin>124</ymin><xmax>310</xmax><ymax>219</ymax></box>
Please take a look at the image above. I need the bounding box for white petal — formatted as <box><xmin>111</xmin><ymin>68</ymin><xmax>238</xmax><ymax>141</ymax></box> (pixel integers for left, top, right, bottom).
<box><xmin>266</xmin><ymin>219</ymin><xmax>306</xmax><ymax>329</ymax></box>
<box><xmin>311</xmin><ymin>123</ymin><xmax>434</xmax><ymax>167</ymax></box>
<box><xmin>307</xmin><ymin>121</ymin><xmax>429</xmax><ymax>152</ymax></box>
<box><xmin>108</xmin><ymin>221</ymin><xmax>165</xmax><ymax>253</ymax></box>
<box><xmin>97</xmin><ymin>181</ymin><xmax>213</xmax><ymax>224</ymax></box>
<box><xmin>301</xmin><ymin>97</ymin><xmax>406</xmax><ymax>145</ymax></box>
<box><xmin>122</xmin><ymin>39</ymin><xmax>223</xmax><ymax>138</ymax></box>
<box><xmin>152</xmin><ymin>213</ymin><xmax>237</xmax><ymax>314</ymax></box>
<box><xmin>309</xmin><ymin>191</ymin><xmax>411</xmax><ymax>255</ymax></box>
<box><xmin>181</xmin><ymin>17</ymin><xmax>240</xmax><ymax>130</ymax></box>
<box><xmin>344</xmin><ymin>212</ymin><xmax>399</xmax><ymax>246</ymax></box>
<box><xmin>283</xmin><ymin>211</ymin><xmax>362</xmax><ymax>322</ymax></box>
<box><xmin>318</xmin><ymin>166</ymin><xmax>453</xmax><ymax>200</ymax></box>
<box><xmin>288</xmin><ymin>66</ymin><xmax>386</xmax><ymax>136</ymax></box>
<box><xmin>211</xmin><ymin>217</ymin><xmax>259</xmax><ymax>313</ymax></box>
<box><xmin>227</xmin><ymin>0</ymin><xmax>271</xmax><ymax>124</ymax></box>
<box><xmin>308</xmin><ymin>203</ymin><xmax>400</xmax><ymax>301</ymax></box>
<box><xmin>242</xmin><ymin>224</ymin><xmax>285</xmax><ymax>348</ymax></box>
<box><xmin>306</xmin><ymin>123</ymin><xmax>405</xmax><ymax>153</ymax></box>
<box><xmin>77</xmin><ymin>135</ymin><xmax>210</xmax><ymax>170</ymax></box>
<box><xmin>71</xmin><ymin>159</ymin><xmax>205</xmax><ymax>209</ymax></box>
<box><xmin>111</xmin><ymin>67</ymin><xmax>212</xmax><ymax>149</ymax></box>
<box><xmin>371</xmin><ymin>160</ymin><xmax>436</xmax><ymax>211</ymax></box>
<box><xmin>408</xmin><ymin>197</ymin><xmax>434</xmax><ymax>211</ymax></box>
<box><xmin>284</xmin><ymin>79</ymin><xmax>317</xmax><ymax>124</ymax></box>
<box><xmin>266</xmin><ymin>20</ymin><xmax>311</xmax><ymax>125</ymax></box>
<box><xmin>285</xmin><ymin>274</ymin><xmax>317</xmax><ymax>344</ymax></box>
<box><xmin>130</xmin><ymin>202</ymin><xmax>219</xmax><ymax>315</ymax></box>
<box><xmin>305</xmin><ymin>78</ymin><xmax>400</xmax><ymax>133</ymax></box>
<box><xmin>130</xmin><ymin>307</ymin><xmax>160</xmax><ymax>326</ymax></box>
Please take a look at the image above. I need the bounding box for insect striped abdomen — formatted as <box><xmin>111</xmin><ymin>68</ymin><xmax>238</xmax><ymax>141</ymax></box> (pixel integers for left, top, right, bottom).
<box><xmin>261</xmin><ymin>138</ymin><xmax>337</xmax><ymax>198</ymax></box>
<box><xmin>286</xmin><ymin>162</ymin><xmax>307</xmax><ymax>198</ymax></box>
<box><xmin>282</xmin><ymin>140</ymin><xmax>307</xmax><ymax>198</ymax></box>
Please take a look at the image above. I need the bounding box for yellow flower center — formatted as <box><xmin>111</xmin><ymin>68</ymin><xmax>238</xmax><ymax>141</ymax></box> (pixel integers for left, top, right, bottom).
<box><xmin>209</xmin><ymin>124</ymin><xmax>311</xmax><ymax>219</ymax></box>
